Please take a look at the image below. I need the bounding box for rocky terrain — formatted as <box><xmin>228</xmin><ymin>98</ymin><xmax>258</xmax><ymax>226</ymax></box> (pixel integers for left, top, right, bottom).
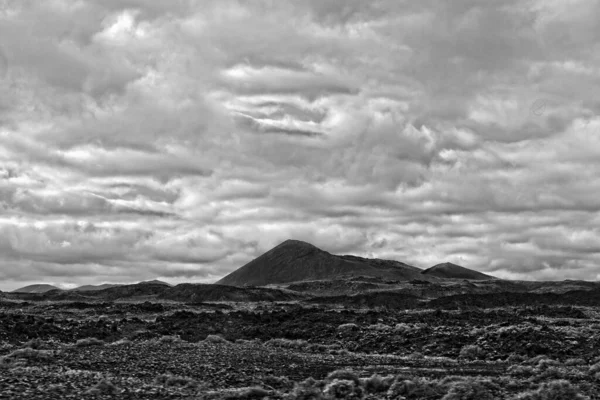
<box><xmin>1</xmin><ymin>298</ymin><xmax>600</xmax><ymax>399</ymax></box>
<box><xmin>3</xmin><ymin>240</ymin><xmax>600</xmax><ymax>398</ymax></box>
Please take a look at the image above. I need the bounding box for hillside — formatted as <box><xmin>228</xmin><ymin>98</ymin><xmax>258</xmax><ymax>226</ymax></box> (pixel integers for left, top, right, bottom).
<box><xmin>216</xmin><ymin>239</ymin><xmax>427</xmax><ymax>287</ymax></box>
<box><xmin>159</xmin><ymin>283</ymin><xmax>306</xmax><ymax>302</ymax></box>
<box><xmin>421</xmin><ymin>262</ymin><xmax>496</xmax><ymax>280</ymax></box>
<box><xmin>12</xmin><ymin>284</ymin><xmax>61</xmax><ymax>293</ymax></box>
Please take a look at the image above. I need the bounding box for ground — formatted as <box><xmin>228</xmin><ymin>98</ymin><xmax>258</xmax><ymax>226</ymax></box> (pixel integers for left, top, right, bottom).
<box><xmin>1</xmin><ymin>300</ymin><xmax>599</xmax><ymax>399</ymax></box>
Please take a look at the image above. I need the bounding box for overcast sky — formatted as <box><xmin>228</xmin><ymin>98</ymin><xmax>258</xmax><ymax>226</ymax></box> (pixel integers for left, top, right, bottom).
<box><xmin>1</xmin><ymin>0</ymin><xmax>599</xmax><ymax>290</ymax></box>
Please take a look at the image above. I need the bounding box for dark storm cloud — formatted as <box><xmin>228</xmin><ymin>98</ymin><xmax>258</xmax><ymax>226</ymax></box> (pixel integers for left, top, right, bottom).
<box><xmin>1</xmin><ymin>0</ymin><xmax>599</xmax><ymax>290</ymax></box>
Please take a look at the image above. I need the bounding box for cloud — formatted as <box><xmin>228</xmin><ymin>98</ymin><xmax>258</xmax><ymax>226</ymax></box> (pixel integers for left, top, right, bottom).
<box><xmin>0</xmin><ymin>0</ymin><xmax>599</xmax><ymax>290</ymax></box>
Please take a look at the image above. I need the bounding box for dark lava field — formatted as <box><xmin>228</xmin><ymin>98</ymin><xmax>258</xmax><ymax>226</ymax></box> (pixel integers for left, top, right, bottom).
<box><xmin>2</xmin><ymin>282</ymin><xmax>600</xmax><ymax>399</ymax></box>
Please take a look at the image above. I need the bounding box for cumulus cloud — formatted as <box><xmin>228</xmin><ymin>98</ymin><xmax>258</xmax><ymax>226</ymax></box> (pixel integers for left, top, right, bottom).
<box><xmin>0</xmin><ymin>0</ymin><xmax>599</xmax><ymax>290</ymax></box>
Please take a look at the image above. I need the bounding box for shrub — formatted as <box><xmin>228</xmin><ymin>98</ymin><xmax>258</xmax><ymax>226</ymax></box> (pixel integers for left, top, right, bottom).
<box><xmin>513</xmin><ymin>379</ymin><xmax>589</xmax><ymax>400</ymax></box>
<box><xmin>459</xmin><ymin>345</ymin><xmax>484</xmax><ymax>360</ymax></box>
<box><xmin>158</xmin><ymin>335</ymin><xmax>181</xmax><ymax>344</ymax></box>
<box><xmin>75</xmin><ymin>337</ymin><xmax>104</xmax><ymax>347</ymax></box>
<box><xmin>441</xmin><ymin>378</ymin><xmax>496</xmax><ymax>400</ymax></box>
<box><xmin>222</xmin><ymin>386</ymin><xmax>271</xmax><ymax>399</ymax></box>
<box><xmin>325</xmin><ymin>369</ymin><xmax>360</xmax><ymax>385</ymax></box>
<box><xmin>565</xmin><ymin>358</ymin><xmax>585</xmax><ymax>366</ymax></box>
<box><xmin>86</xmin><ymin>379</ymin><xmax>118</xmax><ymax>396</ymax></box>
<box><xmin>110</xmin><ymin>338</ymin><xmax>132</xmax><ymax>346</ymax></box>
<box><xmin>387</xmin><ymin>377</ymin><xmax>446</xmax><ymax>399</ymax></box>
<box><xmin>323</xmin><ymin>379</ymin><xmax>363</xmax><ymax>399</ymax></box>
<box><xmin>361</xmin><ymin>374</ymin><xmax>394</xmax><ymax>393</ymax></box>
<box><xmin>285</xmin><ymin>381</ymin><xmax>323</xmax><ymax>400</ymax></box>
<box><xmin>337</xmin><ymin>323</ymin><xmax>358</xmax><ymax>332</ymax></box>
<box><xmin>368</xmin><ymin>323</ymin><xmax>390</xmax><ymax>331</ymax></box>
<box><xmin>589</xmin><ymin>362</ymin><xmax>600</xmax><ymax>375</ymax></box>
<box><xmin>393</xmin><ymin>323</ymin><xmax>412</xmax><ymax>333</ymax></box>
<box><xmin>536</xmin><ymin>367</ymin><xmax>566</xmax><ymax>381</ymax></box>
<box><xmin>536</xmin><ymin>358</ymin><xmax>560</xmax><ymax>370</ymax></box>
<box><xmin>307</xmin><ymin>343</ymin><xmax>329</xmax><ymax>353</ymax></box>
<box><xmin>263</xmin><ymin>375</ymin><xmax>293</xmax><ymax>390</ymax></box>
<box><xmin>204</xmin><ymin>334</ymin><xmax>228</xmax><ymax>344</ymax></box>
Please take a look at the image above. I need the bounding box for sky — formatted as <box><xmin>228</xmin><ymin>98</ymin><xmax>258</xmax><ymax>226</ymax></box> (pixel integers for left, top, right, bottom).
<box><xmin>1</xmin><ymin>0</ymin><xmax>600</xmax><ymax>290</ymax></box>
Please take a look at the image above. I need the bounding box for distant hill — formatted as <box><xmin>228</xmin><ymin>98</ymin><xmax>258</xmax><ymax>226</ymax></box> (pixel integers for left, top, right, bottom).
<box><xmin>216</xmin><ymin>239</ymin><xmax>428</xmax><ymax>287</ymax></box>
<box><xmin>421</xmin><ymin>262</ymin><xmax>496</xmax><ymax>280</ymax></box>
<box><xmin>72</xmin><ymin>284</ymin><xmax>122</xmax><ymax>291</ymax></box>
<box><xmin>137</xmin><ymin>280</ymin><xmax>172</xmax><ymax>286</ymax></box>
<box><xmin>12</xmin><ymin>284</ymin><xmax>61</xmax><ymax>293</ymax></box>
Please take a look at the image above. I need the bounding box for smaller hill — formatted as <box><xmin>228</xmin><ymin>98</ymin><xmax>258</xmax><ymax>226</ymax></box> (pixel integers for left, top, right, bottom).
<box><xmin>72</xmin><ymin>284</ymin><xmax>122</xmax><ymax>291</ymax></box>
<box><xmin>138</xmin><ymin>279</ymin><xmax>172</xmax><ymax>286</ymax></box>
<box><xmin>12</xmin><ymin>284</ymin><xmax>61</xmax><ymax>293</ymax></box>
<box><xmin>421</xmin><ymin>262</ymin><xmax>496</xmax><ymax>280</ymax></box>
<box><xmin>159</xmin><ymin>283</ymin><xmax>306</xmax><ymax>303</ymax></box>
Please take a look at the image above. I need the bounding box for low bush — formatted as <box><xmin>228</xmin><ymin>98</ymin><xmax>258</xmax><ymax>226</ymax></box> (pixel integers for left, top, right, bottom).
<box><xmin>325</xmin><ymin>369</ymin><xmax>360</xmax><ymax>385</ymax></box>
<box><xmin>158</xmin><ymin>335</ymin><xmax>182</xmax><ymax>344</ymax></box>
<box><xmin>589</xmin><ymin>362</ymin><xmax>600</xmax><ymax>375</ymax></box>
<box><xmin>110</xmin><ymin>338</ymin><xmax>132</xmax><ymax>346</ymax></box>
<box><xmin>155</xmin><ymin>373</ymin><xmax>198</xmax><ymax>388</ymax></box>
<box><xmin>75</xmin><ymin>337</ymin><xmax>105</xmax><ymax>347</ymax></box>
<box><xmin>387</xmin><ymin>377</ymin><xmax>447</xmax><ymax>399</ymax></box>
<box><xmin>368</xmin><ymin>323</ymin><xmax>390</xmax><ymax>331</ymax></box>
<box><xmin>263</xmin><ymin>375</ymin><xmax>293</xmax><ymax>390</ymax></box>
<box><xmin>86</xmin><ymin>379</ymin><xmax>118</xmax><ymax>396</ymax></box>
<box><xmin>536</xmin><ymin>358</ymin><xmax>560</xmax><ymax>370</ymax></box>
<box><xmin>204</xmin><ymin>334</ymin><xmax>229</xmax><ymax>344</ymax></box>
<box><xmin>513</xmin><ymin>379</ymin><xmax>589</xmax><ymax>400</ymax></box>
<box><xmin>222</xmin><ymin>386</ymin><xmax>271</xmax><ymax>399</ymax></box>
<box><xmin>284</xmin><ymin>379</ymin><xmax>324</xmax><ymax>400</ymax></box>
<box><xmin>459</xmin><ymin>345</ymin><xmax>484</xmax><ymax>360</ymax></box>
<box><xmin>264</xmin><ymin>338</ymin><xmax>308</xmax><ymax>350</ymax></box>
<box><xmin>337</xmin><ymin>323</ymin><xmax>358</xmax><ymax>332</ymax></box>
<box><xmin>323</xmin><ymin>379</ymin><xmax>363</xmax><ymax>399</ymax></box>
<box><xmin>360</xmin><ymin>374</ymin><xmax>394</xmax><ymax>394</ymax></box>
<box><xmin>441</xmin><ymin>378</ymin><xmax>497</xmax><ymax>400</ymax></box>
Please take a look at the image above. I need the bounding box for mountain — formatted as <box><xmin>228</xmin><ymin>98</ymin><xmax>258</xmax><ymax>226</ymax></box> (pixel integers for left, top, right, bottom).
<box><xmin>72</xmin><ymin>284</ymin><xmax>122</xmax><ymax>291</ymax></box>
<box><xmin>421</xmin><ymin>262</ymin><xmax>496</xmax><ymax>280</ymax></box>
<box><xmin>12</xmin><ymin>284</ymin><xmax>61</xmax><ymax>293</ymax></box>
<box><xmin>216</xmin><ymin>239</ymin><xmax>427</xmax><ymax>287</ymax></box>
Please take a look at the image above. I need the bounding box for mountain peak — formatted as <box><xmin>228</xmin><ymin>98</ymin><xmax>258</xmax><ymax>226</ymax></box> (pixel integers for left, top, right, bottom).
<box><xmin>276</xmin><ymin>239</ymin><xmax>319</xmax><ymax>249</ymax></box>
<box><xmin>422</xmin><ymin>262</ymin><xmax>496</xmax><ymax>280</ymax></box>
